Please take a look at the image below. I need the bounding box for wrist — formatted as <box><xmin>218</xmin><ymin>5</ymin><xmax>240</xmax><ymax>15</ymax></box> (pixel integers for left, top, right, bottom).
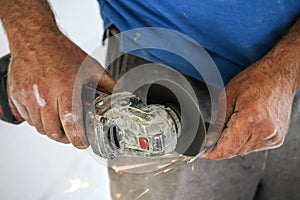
<box><xmin>264</xmin><ymin>45</ymin><xmax>300</xmax><ymax>95</ymax></box>
<box><xmin>0</xmin><ymin>0</ymin><xmax>62</xmax><ymax>55</ymax></box>
<box><xmin>261</xmin><ymin>20</ymin><xmax>300</xmax><ymax>95</ymax></box>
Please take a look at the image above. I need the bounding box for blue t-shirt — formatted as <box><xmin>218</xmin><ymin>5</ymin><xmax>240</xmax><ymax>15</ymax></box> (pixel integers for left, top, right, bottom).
<box><xmin>97</xmin><ymin>0</ymin><xmax>300</xmax><ymax>88</ymax></box>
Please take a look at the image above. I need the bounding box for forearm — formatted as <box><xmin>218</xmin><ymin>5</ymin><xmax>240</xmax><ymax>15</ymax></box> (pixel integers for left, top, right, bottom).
<box><xmin>261</xmin><ymin>18</ymin><xmax>300</xmax><ymax>94</ymax></box>
<box><xmin>0</xmin><ymin>0</ymin><xmax>62</xmax><ymax>55</ymax></box>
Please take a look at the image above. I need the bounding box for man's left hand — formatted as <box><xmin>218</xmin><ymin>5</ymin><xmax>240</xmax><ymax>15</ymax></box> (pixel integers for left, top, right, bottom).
<box><xmin>204</xmin><ymin>58</ymin><xmax>295</xmax><ymax>160</ymax></box>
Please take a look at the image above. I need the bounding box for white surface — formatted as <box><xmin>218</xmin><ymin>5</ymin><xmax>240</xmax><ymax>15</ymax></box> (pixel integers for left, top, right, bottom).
<box><xmin>0</xmin><ymin>1</ymin><xmax>111</xmax><ymax>199</ymax></box>
<box><xmin>0</xmin><ymin>22</ymin><xmax>9</xmax><ymax>56</ymax></box>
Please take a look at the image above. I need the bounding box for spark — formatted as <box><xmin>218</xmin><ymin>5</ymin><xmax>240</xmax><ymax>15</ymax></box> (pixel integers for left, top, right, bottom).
<box><xmin>64</xmin><ymin>178</ymin><xmax>89</xmax><ymax>193</ymax></box>
<box><xmin>129</xmin><ymin>189</ymin><xmax>136</xmax><ymax>193</ymax></box>
<box><xmin>187</xmin><ymin>149</ymin><xmax>207</xmax><ymax>163</ymax></box>
<box><xmin>156</xmin><ymin>163</ymin><xmax>172</xmax><ymax>170</ymax></box>
<box><xmin>186</xmin><ymin>156</ymin><xmax>196</xmax><ymax>163</ymax></box>
<box><xmin>112</xmin><ymin>166</ymin><xmax>120</xmax><ymax>173</ymax></box>
<box><xmin>134</xmin><ymin>188</ymin><xmax>150</xmax><ymax>200</ymax></box>
<box><xmin>115</xmin><ymin>193</ymin><xmax>122</xmax><ymax>199</ymax></box>
<box><xmin>160</xmin><ymin>154</ymin><xmax>180</xmax><ymax>158</ymax></box>
<box><xmin>112</xmin><ymin>161</ymin><xmax>162</xmax><ymax>172</ymax></box>
<box><xmin>163</xmin><ymin>167</ymin><xmax>173</xmax><ymax>173</ymax></box>
<box><xmin>154</xmin><ymin>166</ymin><xmax>175</xmax><ymax>176</ymax></box>
<box><xmin>192</xmin><ymin>163</ymin><xmax>195</xmax><ymax>172</ymax></box>
<box><xmin>154</xmin><ymin>170</ymin><xmax>164</xmax><ymax>176</ymax></box>
<box><xmin>153</xmin><ymin>163</ymin><xmax>176</xmax><ymax>176</ymax></box>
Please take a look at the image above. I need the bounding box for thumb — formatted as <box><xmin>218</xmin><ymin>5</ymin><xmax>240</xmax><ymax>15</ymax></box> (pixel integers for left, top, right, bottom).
<box><xmin>81</xmin><ymin>56</ymin><xmax>117</xmax><ymax>94</ymax></box>
<box><xmin>58</xmin><ymin>83</ymin><xmax>88</xmax><ymax>149</ymax></box>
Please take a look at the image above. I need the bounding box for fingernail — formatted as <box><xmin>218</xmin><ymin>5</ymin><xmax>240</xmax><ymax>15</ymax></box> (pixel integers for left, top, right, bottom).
<box><xmin>78</xmin><ymin>145</ymin><xmax>87</xmax><ymax>149</ymax></box>
<box><xmin>51</xmin><ymin>134</ymin><xmax>60</xmax><ymax>139</ymax></box>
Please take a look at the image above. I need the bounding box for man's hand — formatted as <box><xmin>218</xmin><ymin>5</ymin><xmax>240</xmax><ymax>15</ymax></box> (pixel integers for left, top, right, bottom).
<box><xmin>204</xmin><ymin>60</ymin><xmax>294</xmax><ymax>160</ymax></box>
<box><xmin>0</xmin><ymin>0</ymin><xmax>116</xmax><ymax>148</ymax></box>
<box><xmin>204</xmin><ymin>18</ymin><xmax>300</xmax><ymax>160</ymax></box>
<box><xmin>8</xmin><ymin>36</ymin><xmax>116</xmax><ymax>148</ymax></box>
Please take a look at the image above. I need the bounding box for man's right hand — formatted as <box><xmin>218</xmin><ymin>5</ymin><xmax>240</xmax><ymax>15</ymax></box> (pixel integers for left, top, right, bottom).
<box><xmin>0</xmin><ymin>0</ymin><xmax>116</xmax><ymax>148</ymax></box>
<box><xmin>8</xmin><ymin>34</ymin><xmax>116</xmax><ymax>148</ymax></box>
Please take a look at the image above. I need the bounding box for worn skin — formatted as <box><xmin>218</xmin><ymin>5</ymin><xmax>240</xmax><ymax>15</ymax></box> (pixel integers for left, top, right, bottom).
<box><xmin>204</xmin><ymin>18</ymin><xmax>300</xmax><ymax>160</ymax></box>
<box><xmin>0</xmin><ymin>0</ymin><xmax>116</xmax><ymax>148</ymax></box>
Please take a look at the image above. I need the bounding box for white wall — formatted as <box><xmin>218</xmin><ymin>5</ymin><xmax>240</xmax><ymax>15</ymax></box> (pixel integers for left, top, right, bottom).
<box><xmin>0</xmin><ymin>1</ymin><xmax>111</xmax><ymax>199</ymax></box>
<box><xmin>0</xmin><ymin>22</ymin><xmax>9</xmax><ymax>56</ymax></box>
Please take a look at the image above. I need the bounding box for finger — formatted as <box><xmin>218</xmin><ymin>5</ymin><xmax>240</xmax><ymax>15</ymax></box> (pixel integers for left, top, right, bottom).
<box><xmin>236</xmin><ymin>126</ymin><xmax>277</xmax><ymax>155</ymax></box>
<box><xmin>58</xmin><ymin>86</ymin><xmax>88</xmax><ymax>149</ymax></box>
<box><xmin>205</xmin><ymin>89</ymin><xmax>236</xmax><ymax>144</ymax></box>
<box><xmin>10</xmin><ymin>90</ymin><xmax>44</xmax><ymax>133</ymax></box>
<box><xmin>20</xmin><ymin>87</ymin><xmax>47</xmax><ymax>134</ymax></box>
<box><xmin>26</xmin><ymin>105</ymin><xmax>46</xmax><ymax>135</ymax></box>
<box><xmin>204</xmin><ymin>110</ymin><xmax>252</xmax><ymax>160</ymax></box>
<box><xmin>83</xmin><ymin>57</ymin><xmax>117</xmax><ymax>93</ymax></box>
<box><xmin>245</xmin><ymin>129</ymin><xmax>284</xmax><ymax>154</ymax></box>
<box><xmin>97</xmin><ymin>70</ymin><xmax>117</xmax><ymax>94</ymax></box>
<box><xmin>47</xmin><ymin>130</ymin><xmax>70</xmax><ymax>144</ymax></box>
<box><xmin>9</xmin><ymin>96</ymin><xmax>32</xmax><ymax>125</ymax></box>
<box><xmin>202</xmin><ymin>89</ymin><xmax>236</xmax><ymax>159</ymax></box>
<box><xmin>217</xmin><ymin>89</ymin><xmax>236</xmax><ymax>128</ymax></box>
<box><xmin>40</xmin><ymin>101</ymin><xmax>70</xmax><ymax>144</ymax></box>
<box><xmin>248</xmin><ymin>141</ymin><xmax>283</xmax><ymax>153</ymax></box>
<box><xmin>22</xmin><ymin>106</ymin><xmax>33</xmax><ymax>126</ymax></box>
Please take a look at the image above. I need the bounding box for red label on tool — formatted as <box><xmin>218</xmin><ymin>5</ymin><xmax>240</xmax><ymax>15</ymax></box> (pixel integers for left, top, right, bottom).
<box><xmin>0</xmin><ymin>106</ymin><xmax>3</xmax><ymax>115</ymax></box>
<box><xmin>139</xmin><ymin>138</ymin><xmax>149</xmax><ymax>150</ymax></box>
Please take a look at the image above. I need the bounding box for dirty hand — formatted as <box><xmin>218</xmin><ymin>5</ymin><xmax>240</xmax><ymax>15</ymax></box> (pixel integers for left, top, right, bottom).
<box><xmin>204</xmin><ymin>58</ymin><xmax>296</xmax><ymax>160</ymax></box>
<box><xmin>0</xmin><ymin>0</ymin><xmax>116</xmax><ymax>148</ymax></box>
<box><xmin>8</xmin><ymin>34</ymin><xmax>116</xmax><ymax>148</ymax></box>
<box><xmin>204</xmin><ymin>17</ymin><xmax>300</xmax><ymax>160</ymax></box>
